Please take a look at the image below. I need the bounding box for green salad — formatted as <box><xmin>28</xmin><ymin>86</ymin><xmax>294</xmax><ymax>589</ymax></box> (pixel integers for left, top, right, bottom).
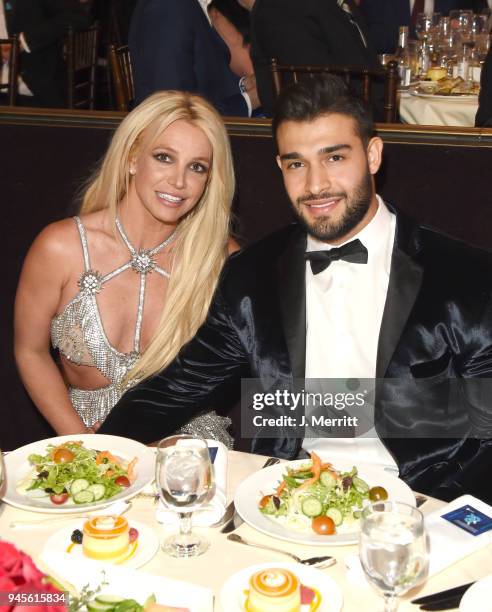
<box><xmin>259</xmin><ymin>452</ymin><xmax>388</xmax><ymax>535</ymax></box>
<box><xmin>20</xmin><ymin>441</ymin><xmax>137</xmax><ymax>505</ymax></box>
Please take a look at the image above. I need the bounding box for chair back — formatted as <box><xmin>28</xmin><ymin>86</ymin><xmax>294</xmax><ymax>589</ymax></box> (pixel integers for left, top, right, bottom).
<box><xmin>108</xmin><ymin>44</ymin><xmax>134</xmax><ymax>111</ymax></box>
<box><xmin>270</xmin><ymin>58</ymin><xmax>399</xmax><ymax>123</ymax></box>
<box><xmin>0</xmin><ymin>34</ymin><xmax>19</xmax><ymax>105</ymax></box>
<box><xmin>107</xmin><ymin>0</ymin><xmax>123</xmax><ymax>46</ymax></box>
<box><xmin>66</xmin><ymin>22</ymin><xmax>100</xmax><ymax>109</ymax></box>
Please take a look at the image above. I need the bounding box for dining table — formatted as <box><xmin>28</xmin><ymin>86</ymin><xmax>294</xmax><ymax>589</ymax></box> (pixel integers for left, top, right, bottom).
<box><xmin>1</xmin><ymin>449</ymin><xmax>492</xmax><ymax>611</ymax></box>
<box><xmin>399</xmin><ymin>90</ymin><xmax>479</xmax><ymax>127</ymax></box>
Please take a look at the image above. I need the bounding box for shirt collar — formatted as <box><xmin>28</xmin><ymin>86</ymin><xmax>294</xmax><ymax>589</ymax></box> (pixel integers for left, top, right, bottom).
<box><xmin>306</xmin><ymin>195</ymin><xmax>394</xmax><ymax>254</ymax></box>
<box><xmin>197</xmin><ymin>0</ymin><xmax>212</xmax><ymax>24</ymax></box>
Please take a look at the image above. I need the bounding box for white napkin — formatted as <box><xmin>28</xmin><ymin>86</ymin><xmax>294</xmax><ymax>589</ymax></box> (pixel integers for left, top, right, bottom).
<box><xmin>345</xmin><ymin>494</ymin><xmax>492</xmax><ymax>585</ymax></box>
<box><xmin>425</xmin><ymin>495</ymin><xmax>492</xmax><ymax>577</ymax></box>
<box><xmin>155</xmin><ymin>440</ymin><xmax>227</xmax><ymax>528</ymax></box>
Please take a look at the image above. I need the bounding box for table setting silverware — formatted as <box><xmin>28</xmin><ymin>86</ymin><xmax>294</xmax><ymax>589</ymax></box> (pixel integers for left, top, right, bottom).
<box><xmin>411</xmin><ymin>581</ymin><xmax>475</xmax><ymax>610</ymax></box>
<box><xmin>220</xmin><ymin>456</ymin><xmax>280</xmax><ymax>534</ymax></box>
<box><xmin>227</xmin><ymin>533</ymin><xmax>336</xmax><ymax>568</ymax></box>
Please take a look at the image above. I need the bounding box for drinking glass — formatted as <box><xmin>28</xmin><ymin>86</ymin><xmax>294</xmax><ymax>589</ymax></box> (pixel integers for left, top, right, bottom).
<box><xmin>156</xmin><ymin>435</ymin><xmax>215</xmax><ymax>558</ymax></box>
<box><xmin>359</xmin><ymin>501</ymin><xmax>429</xmax><ymax>612</ymax></box>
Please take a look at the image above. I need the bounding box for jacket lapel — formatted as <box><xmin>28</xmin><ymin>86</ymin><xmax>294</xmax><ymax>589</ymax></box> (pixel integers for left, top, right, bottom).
<box><xmin>277</xmin><ymin>226</ymin><xmax>307</xmax><ymax>380</ymax></box>
<box><xmin>376</xmin><ymin>212</ymin><xmax>424</xmax><ymax>378</ymax></box>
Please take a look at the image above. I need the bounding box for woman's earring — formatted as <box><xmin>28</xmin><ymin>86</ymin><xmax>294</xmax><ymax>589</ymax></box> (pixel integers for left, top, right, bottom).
<box><xmin>130</xmin><ymin>169</ymin><xmax>136</xmax><ymax>176</ymax></box>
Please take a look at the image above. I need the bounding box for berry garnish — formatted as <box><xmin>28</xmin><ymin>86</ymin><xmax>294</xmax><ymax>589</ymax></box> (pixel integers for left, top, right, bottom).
<box><xmin>300</xmin><ymin>585</ymin><xmax>316</xmax><ymax>605</ymax></box>
<box><xmin>129</xmin><ymin>527</ymin><xmax>139</xmax><ymax>542</ymax></box>
<box><xmin>71</xmin><ymin>529</ymin><xmax>83</xmax><ymax>544</ymax></box>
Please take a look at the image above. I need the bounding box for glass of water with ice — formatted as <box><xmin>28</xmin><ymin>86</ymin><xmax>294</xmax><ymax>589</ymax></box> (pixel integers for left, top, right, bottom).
<box><xmin>156</xmin><ymin>435</ymin><xmax>215</xmax><ymax>557</ymax></box>
<box><xmin>359</xmin><ymin>501</ymin><xmax>428</xmax><ymax>612</ymax></box>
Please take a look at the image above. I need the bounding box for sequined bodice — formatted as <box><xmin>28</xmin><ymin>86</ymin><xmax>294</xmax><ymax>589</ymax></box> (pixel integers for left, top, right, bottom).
<box><xmin>50</xmin><ymin>216</ymin><xmax>174</xmax><ymax>389</ymax></box>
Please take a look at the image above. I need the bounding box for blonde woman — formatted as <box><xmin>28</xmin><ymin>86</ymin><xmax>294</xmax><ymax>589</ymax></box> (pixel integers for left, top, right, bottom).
<box><xmin>14</xmin><ymin>91</ymin><xmax>237</xmax><ymax>443</ymax></box>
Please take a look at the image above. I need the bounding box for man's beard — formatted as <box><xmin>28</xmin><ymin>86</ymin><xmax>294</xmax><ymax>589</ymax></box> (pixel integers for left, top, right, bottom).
<box><xmin>292</xmin><ymin>170</ymin><xmax>373</xmax><ymax>242</ymax></box>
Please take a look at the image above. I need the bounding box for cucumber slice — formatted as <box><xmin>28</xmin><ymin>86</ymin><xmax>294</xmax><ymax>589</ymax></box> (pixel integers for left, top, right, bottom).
<box><xmin>301</xmin><ymin>497</ymin><xmax>323</xmax><ymax>517</ymax></box>
<box><xmin>320</xmin><ymin>470</ymin><xmax>337</xmax><ymax>488</ymax></box>
<box><xmin>73</xmin><ymin>489</ymin><xmax>95</xmax><ymax>504</ymax></box>
<box><xmin>86</xmin><ymin>599</ymin><xmax>115</xmax><ymax>611</ymax></box>
<box><xmin>96</xmin><ymin>596</ymin><xmax>125</xmax><ymax>605</ymax></box>
<box><xmin>326</xmin><ymin>507</ymin><xmax>343</xmax><ymax>526</ymax></box>
<box><xmin>86</xmin><ymin>483</ymin><xmax>106</xmax><ymax>501</ymax></box>
<box><xmin>352</xmin><ymin>476</ymin><xmax>369</xmax><ymax>494</ymax></box>
<box><xmin>70</xmin><ymin>478</ymin><xmax>89</xmax><ymax>495</ymax></box>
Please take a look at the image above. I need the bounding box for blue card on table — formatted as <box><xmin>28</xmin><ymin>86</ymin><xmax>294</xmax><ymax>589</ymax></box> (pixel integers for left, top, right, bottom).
<box><xmin>441</xmin><ymin>505</ymin><xmax>492</xmax><ymax>536</ymax></box>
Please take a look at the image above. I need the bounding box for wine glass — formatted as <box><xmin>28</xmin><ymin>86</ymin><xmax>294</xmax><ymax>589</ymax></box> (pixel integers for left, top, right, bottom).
<box><xmin>359</xmin><ymin>501</ymin><xmax>429</xmax><ymax>612</ymax></box>
<box><xmin>156</xmin><ymin>435</ymin><xmax>215</xmax><ymax>558</ymax></box>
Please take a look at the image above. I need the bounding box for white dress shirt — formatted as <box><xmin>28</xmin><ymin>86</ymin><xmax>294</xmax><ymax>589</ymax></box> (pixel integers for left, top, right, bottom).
<box><xmin>303</xmin><ymin>196</ymin><xmax>398</xmax><ymax>472</ymax></box>
<box><xmin>0</xmin><ymin>2</ymin><xmax>32</xmax><ymax>96</ymax></box>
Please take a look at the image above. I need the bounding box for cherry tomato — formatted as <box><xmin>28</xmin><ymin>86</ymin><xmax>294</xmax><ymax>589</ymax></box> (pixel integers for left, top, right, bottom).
<box><xmin>369</xmin><ymin>486</ymin><xmax>389</xmax><ymax>502</ymax></box>
<box><xmin>258</xmin><ymin>495</ymin><xmax>272</xmax><ymax>509</ymax></box>
<box><xmin>311</xmin><ymin>515</ymin><xmax>335</xmax><ymax>535</ymax></box>
<box><xmin>50</xmin><ymin>493</ymin><xmax>69</xmax><ymax>505</ymax></box>
<box><xmin>114</xmin><ymin>475</ymin><xmax>131</xmax><ymax>488</ymax></box>
<box><xmin>53</xmin><ymin>448</ymin><xmax>75</xmax><ymax>464</ymax></box>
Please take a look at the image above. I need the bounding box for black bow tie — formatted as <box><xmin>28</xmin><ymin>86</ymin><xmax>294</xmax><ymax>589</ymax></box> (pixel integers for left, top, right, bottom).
<box><xmin>305</xmin><ymin>239</ymin><xmax>368</xmax><ymax>274</ymax></box>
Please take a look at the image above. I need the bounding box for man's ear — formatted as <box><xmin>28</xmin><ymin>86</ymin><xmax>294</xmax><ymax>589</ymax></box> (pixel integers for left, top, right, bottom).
<box><xmin>276</xmin><ymin>155</ymin><xmax>282</xmax><ymax>170</ymax></box>
<box><xmin>366</xmin><ymin>136</ymin><xmax>383</xmax><ymax>175</ymax></box>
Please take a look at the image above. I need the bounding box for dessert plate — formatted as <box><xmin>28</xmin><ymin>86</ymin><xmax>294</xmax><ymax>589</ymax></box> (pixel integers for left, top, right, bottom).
<box><xmin>42</xmin><ymin>519</ymin><xmax>159</xmax><ymax>570</ymax></box>
<box><xmin>220</xmin><ymin>561</ymin><xmax>342</xmax><ymax>611</ymax></box>
<box><xmin>2</xmin><ymin>434</ymin><xmax>155</xmax><ymax>513</ymax></box>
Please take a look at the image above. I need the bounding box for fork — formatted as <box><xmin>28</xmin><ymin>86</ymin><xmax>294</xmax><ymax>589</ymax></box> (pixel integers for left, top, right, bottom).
<box><xmin>227</xmin><ymin>533</ymin><xmax>336</xmax><ymax>568</ymax></box>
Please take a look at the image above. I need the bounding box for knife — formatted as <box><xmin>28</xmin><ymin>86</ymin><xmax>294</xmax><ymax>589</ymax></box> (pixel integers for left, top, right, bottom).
<box><xmin>220</xmin><ymin>503</ymin><xmax>243</xmax><ymax>533</ymax></box>
<box><xmin>411</xmin><ymin>582</ymin><xmax>475</xmax><ymax>609</ymax></box>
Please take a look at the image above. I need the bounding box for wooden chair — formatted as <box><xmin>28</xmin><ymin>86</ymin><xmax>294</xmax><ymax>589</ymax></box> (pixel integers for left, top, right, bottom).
<box><xmin>0</xmin><ymin>34</ymin><xmax>20</xmax><ymax>105</ymax></box>
<box><xmin>108</xmin><ymin>44</ymin><xmax>134</xmax><ymax>111</ymax></box>
<box><xmin>66</xmin><ymin>22</ymin><xmax>100</xmax><ymax>109</ymax></box>
<box><xmin>270</xmin><ymin>58</ymin><xmax>399</xmax><ymax>123</ymax></box>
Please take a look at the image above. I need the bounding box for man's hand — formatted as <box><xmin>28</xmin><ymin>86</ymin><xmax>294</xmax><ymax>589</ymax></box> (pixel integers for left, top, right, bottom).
<box><xmin>243</xmin><ymin>73</ymin><xmax>260</xmax><ymax>110</ymax></box>
<box><xmin>1</xmin><ymin>44</ymin><xmax>11</xmax><ymax>63</ymax></box>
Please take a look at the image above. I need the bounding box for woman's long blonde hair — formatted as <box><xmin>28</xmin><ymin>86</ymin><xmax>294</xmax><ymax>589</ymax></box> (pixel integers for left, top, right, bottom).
<box><xmin>80</xmin><ymin>91</ymin><xmax>235</xmax><ymax>384</ymax></box>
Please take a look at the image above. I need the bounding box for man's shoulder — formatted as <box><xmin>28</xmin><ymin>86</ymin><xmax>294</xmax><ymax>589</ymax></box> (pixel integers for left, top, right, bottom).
<box><xmin>221</xmin><ymin>223</ymin><xmax>303</xmax><ymax>281</ymax></box>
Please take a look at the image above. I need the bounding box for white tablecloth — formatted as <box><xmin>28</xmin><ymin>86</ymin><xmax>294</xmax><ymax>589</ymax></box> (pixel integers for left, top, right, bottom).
<box><xmin>400</xmin><ymin>91</ymin><xmax>479</xmax><ymax>127</ymax></box>
<box><xmin>1</xmin><ymin>450</ymin><xmax>492</xmax><ymax>611</ymax></box>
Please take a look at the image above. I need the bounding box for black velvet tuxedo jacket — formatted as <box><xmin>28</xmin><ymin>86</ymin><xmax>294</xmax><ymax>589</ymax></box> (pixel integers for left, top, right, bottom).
<box><xmin>129</xmin><ymin>0</ymin><xmax>249</xmax><ymax>116</ymax></box>
<box><xmin>3</xmin><ymin>0</ymin><xmax>91</xmax><ymax>107</ymax></box>
<box><xmin>249</xmin><ymin>0</ymin><xmax>381</xmax><ymax>115</ymax></box>
<box><xmin>100</xmin><ymin>212</ymin><xmax>492</xmax><ymax>503</ymax></box>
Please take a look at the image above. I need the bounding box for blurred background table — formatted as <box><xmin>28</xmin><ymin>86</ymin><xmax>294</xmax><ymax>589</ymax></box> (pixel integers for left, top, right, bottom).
<box><xmin>400</xmin><ymin>91</ymin><xmax>479</xmax><ymax>126</ymax></box>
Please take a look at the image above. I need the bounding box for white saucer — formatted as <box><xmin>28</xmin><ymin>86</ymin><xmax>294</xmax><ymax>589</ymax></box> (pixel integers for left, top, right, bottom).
<box><xmin>460</xmin><ymin>576</ymin><xmax>492</xmax><ymax>611</ymax></box>
<box><xmin>42</xmin><ymin>519</ymin><xmax>159</xmax><ymax>570</ymax></box>
<box><xmin>219</xmin><ymin>561</ymin><xmax>343</xmax><ymax>612</ymax></box>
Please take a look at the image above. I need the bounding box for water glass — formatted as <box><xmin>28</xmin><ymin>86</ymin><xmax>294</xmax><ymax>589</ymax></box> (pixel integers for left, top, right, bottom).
<box><xmin>359</xmin><ymin>501</ymin><xmax>429</xmax><ymax>612</ymax></box>
<box><xmin>156</xmin><ymin>435</ymin><xmax>215</xmax><ymax>557</ymax></box>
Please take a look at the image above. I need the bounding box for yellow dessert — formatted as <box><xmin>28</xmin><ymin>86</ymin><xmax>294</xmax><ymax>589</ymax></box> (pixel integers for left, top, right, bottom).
<box><xmin>82</xmin><ymin>515</ymin><xmax>130</xmax><ymax>562</ymax></box>
<box><xmin>248</xmin><ymin>568</ymin><xmax>301</xmax><ymax>612</ymax></box>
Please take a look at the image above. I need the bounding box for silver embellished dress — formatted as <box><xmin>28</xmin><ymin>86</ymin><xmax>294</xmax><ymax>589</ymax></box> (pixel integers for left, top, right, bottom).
<box><xmin>50</xmin><ymin>217</ymin><xmax>233</xmax><ymax>447</ymax></box>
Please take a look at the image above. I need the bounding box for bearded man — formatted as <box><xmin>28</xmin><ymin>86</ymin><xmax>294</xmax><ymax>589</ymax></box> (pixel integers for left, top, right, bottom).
<box><xmin>100</xmin><ymin>74</ymin><xmax>492</xmax><ymax>504</ymax></box>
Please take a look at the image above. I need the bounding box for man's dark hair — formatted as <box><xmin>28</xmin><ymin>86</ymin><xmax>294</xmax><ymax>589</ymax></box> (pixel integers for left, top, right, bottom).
<box><xmin>272</xmin><ymin>74</ymin><xmax>374</xmax><ymax>145</ymax></box>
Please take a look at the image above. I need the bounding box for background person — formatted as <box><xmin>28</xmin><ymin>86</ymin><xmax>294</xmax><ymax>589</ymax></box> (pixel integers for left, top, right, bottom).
<box><xmin>100</xmin><ymin>75</ymin><xmax>492</xmax><ymax>504</ymax></box>
<box><xmin>14</xmin><ymin>90</ymin><xmax>237</xmax><ymax>446</ymax></box>
<box><xmin>0</xmin><ymin>0</ymin><xmax>91</xmax><ymax>107</ymax></box>
<box><xmin>129</xmin><ymin>0</ymin><xmax>259</xmax><ymax>116</ymax></box>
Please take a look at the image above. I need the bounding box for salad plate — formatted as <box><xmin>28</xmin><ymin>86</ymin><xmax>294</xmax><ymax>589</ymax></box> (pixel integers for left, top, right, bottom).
<box><xmin>42</xmin><ymin>519</ymin><xmax>159</xmax><ymax>570</ymax></box>
<box><xmin>234</xmin><ymin>458</ymin><xmax>415</xmax><ymax>546</ymax></box>
<box><xmin>2</xmin><ymin>434</ymin><xmax>155</xmax><ymax>513</ymax></box>
<box><xmin>219</xmin><ymin>561</ymin><xmax>342</xmax><ymax>611</ymax></box>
